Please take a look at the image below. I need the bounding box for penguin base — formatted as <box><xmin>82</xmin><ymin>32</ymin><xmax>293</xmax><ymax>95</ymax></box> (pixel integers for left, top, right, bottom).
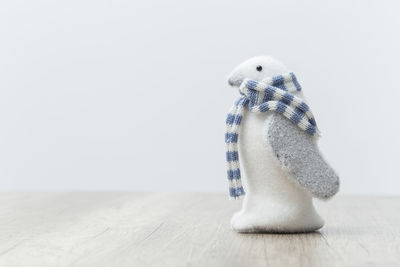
<box><xmin>230</xmin><ymin>196</ymin><xmax>324</xmax><ymax>233</ymax></box>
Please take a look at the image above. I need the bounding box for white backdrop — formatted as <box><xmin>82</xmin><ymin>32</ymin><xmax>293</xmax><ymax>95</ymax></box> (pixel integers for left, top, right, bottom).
<box><xmin>1</xmin><ymin>0</ymin><xmax>399</xmax><ymax>194</ymax></box>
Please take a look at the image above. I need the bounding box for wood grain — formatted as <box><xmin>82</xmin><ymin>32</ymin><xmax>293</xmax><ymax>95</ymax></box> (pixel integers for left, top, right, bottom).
<box><xmin>0</xmin><ymin>193</ymin><xmax>399</xmax><ymax>267</ymax></box>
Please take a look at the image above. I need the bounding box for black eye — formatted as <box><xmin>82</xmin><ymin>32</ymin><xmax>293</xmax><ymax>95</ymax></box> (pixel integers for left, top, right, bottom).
<box><xmin>256</xmin><ymin>65</ymin><xmax>263</xmax><ymax>72</ymax></box>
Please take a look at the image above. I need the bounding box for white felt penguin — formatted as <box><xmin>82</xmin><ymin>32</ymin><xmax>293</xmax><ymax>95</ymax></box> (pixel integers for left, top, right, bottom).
<box><xmin>225</xmin><ymin>56</ymin><xmax>339</xmax><ymax>233</ymax></box>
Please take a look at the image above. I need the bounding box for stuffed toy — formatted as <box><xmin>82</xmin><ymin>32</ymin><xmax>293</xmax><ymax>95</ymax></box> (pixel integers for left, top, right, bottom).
<box><xmin>225</xmin><ymin>56</ymin><xmax>340</xmax><ymax>233</ymax></box>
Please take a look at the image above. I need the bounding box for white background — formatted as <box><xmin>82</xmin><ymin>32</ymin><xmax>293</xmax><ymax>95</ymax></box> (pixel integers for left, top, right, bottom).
<box><xmin>1</xmin><ymin>0</ymin><xmax>399</xmax><ymax>194</ymax></box>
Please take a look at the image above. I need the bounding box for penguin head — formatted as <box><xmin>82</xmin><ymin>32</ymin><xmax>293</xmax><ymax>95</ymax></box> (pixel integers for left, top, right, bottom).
<box><xmin>227</xmin><ymin>56</ymin><xmax>289</xmax><ymax>87</ymax></box>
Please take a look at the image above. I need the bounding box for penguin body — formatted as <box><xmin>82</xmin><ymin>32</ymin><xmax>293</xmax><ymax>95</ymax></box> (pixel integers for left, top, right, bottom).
<box><xmin>227</xmin><ymin>56</ymin><xmax>339</xmax><ymax>233</ymax></box>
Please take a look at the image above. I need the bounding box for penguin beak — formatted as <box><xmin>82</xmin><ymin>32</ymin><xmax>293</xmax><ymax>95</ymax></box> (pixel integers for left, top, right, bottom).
<box><xmin>227</xmin><ymin>74</ymin><xmax>244</xmax><ymax>87</ymax></box>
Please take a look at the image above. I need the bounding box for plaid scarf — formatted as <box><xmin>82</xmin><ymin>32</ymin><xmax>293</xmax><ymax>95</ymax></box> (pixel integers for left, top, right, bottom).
<box><xmin>225</xmin><ymin>72</ymin><xmax>319</xmax><ymax>199</ymax></box>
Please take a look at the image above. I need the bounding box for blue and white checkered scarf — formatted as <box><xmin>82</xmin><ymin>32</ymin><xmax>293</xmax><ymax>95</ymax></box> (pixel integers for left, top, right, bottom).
<box><xmin>225</xmin><ymin>72</ymin><xmax>319</xmax><ymax>199</ymax></box>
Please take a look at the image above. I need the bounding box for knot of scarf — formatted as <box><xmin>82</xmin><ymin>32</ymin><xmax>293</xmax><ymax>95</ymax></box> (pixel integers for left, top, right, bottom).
<box><xmin>225</xmin><ymin>72</ymin><xmax>319</xmax><ymax>199</ymax></box>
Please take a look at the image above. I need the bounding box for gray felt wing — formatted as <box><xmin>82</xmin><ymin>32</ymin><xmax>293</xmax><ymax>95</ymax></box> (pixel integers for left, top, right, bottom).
<box><xmin>266</xmin><ymin>114</ymin><xmax>340</xmax><ymax>199</ymax></box>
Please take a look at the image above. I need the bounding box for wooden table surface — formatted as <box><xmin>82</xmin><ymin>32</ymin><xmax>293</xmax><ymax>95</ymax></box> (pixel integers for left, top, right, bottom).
<box><xmin>0</xmin><ymin>193</ymin><xmax>399</xmax><ymax>267</ymax></box>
